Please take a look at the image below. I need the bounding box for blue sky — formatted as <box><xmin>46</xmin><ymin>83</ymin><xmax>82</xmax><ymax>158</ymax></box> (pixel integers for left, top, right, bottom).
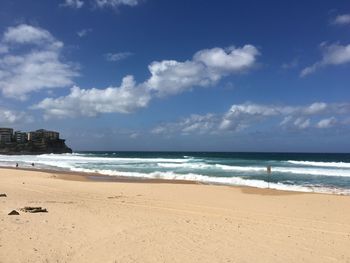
<box><xmin>0</xmin><ymin>0</ymin><xmax>350</xmax><ymax>152</ymax></box>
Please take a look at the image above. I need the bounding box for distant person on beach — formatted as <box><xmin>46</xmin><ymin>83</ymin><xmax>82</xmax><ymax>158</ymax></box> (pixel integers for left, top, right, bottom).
<box><xmin>267</xmin><ymin>165</ymin><xmax>272</xmax><ymax>174</ymax></box>
<box><xmin>16</xmin><ymin>163</ymin><xmax>18</xmax><ymax>168</ymax></box>
<box><xmin>31</xmin><ymin>163</ymin><xmax>35</xmax><ymax>167</ymax></box>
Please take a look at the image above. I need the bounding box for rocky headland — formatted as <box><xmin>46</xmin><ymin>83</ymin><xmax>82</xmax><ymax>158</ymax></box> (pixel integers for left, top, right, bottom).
<box><xmin>0</xmin><ymin>128</ymin><xmax>72</xmax><ymax>155</ymax></box>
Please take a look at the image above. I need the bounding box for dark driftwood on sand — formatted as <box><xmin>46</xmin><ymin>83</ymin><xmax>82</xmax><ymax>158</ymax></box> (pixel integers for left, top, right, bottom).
<box><xmin>0</xmin><ymin>193</ymin><xmax>7</xmax><ymax>197</ymax></box>
<box><xmin>20</xmin><ymin>207</ymin><xmax>48</xmax><ymax>213</ymax></box>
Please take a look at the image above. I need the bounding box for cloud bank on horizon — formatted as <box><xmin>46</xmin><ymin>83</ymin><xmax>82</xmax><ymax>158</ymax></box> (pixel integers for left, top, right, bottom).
<box><xmin>152</xmin><ymin>102</ymin><xmax>350</xmax><ymax>136</ymax></box>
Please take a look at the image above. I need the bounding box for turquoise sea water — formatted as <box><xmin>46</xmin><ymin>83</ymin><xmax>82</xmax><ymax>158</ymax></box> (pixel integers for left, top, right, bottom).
<box><xmin>1</xmin><ymin>152</ymin><xmax>350</xmax><ymax>194</ymax></box>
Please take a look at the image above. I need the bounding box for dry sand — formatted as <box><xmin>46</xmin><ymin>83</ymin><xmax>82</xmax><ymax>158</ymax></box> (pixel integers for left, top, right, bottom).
<box><xmin>1</xmin><ymin>168</ymin><xmax>350</xmax><ymax>263</ymax></box>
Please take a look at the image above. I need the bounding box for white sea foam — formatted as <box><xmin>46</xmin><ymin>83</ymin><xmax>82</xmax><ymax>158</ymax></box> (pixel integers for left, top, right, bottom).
<box><xmin>1</xmin><ymin>153</ymin><xmax>350</xmax><ymax>194</ymax></box>
<box><xmin>159</xmin><ymin>162</ymin><xmax>350</xmax><ymax>177</ymax></box>
<box><xmin>0</xmin><ymin>154</ymin><xmax>190</xmax><ymax>164</ymax></box>
<box><xmin>159</xmin><ymin>163</ymin><xmax>267</xmax><ymax>173</ymax></box>
<box><xmin>272</xmin><ymin>167</ymin><xmax>350</xmax><ymax>177</ymax></box>
<box><xmin>215</xmin><ymin>164</ymin><xmax>264</xmax><ymax>172</ymax></box>
<box><xmin>287</xmin><ymin>160</ymin><xmax>350</xmax><ymax>168</ymax></box>
<box><xmin>70</xmin><ymin>167</ymin><xmax>350</xmax><ymax>195</ymax></box>
<box><xmin>157</xmin><ymin>162</ymin><xmax>213</xmax><ymax>169</ymax></box>
<box><xmin>1</xmin><ymin>153</ymin><xmax>350</xmax><ymax>178</ymax></box>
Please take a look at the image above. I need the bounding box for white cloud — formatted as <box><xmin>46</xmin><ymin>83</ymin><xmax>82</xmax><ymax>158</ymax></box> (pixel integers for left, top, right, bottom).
<box><xmin>219</xmin><ymin>103</ymin><xmax>282</xmax><ymax>131</ymax></box>
<box><xmin>94</xmin><ymin>0</ymin><xmax>140</xmax><ymax>8</ymax></box>
<box><xmin>303</xmin><ymin>102</ymin><xmax>328</xmax><ymax>115</ymax></box>
<box><xmin>301</xmin><ymin>43</ymin><xmax>350</xmax><ymax>77</ymax></box>
<box><xmin>281</xmin><ymin>103</ymin><xmax>350</xmax><ymax>129</ymax></box>
<box><xmin>280</xmin><ymin>116</ymin><xmax>293</xmax><ymax>126</ymax></box>
<box><xmin>317</xmin><ymin>117</ymin><xmax>337</xmax><ymax>128</ymax></box>
<box><xmin>35</xmin><ymin>45</ymin><xmax>259</xmax><ymax>118</ymax></box>
<box><xmin>105</xmin><ymin>52</ymin><xmax>133</xmax><ymax>62</ymax></box>
<box><xmin>318</xmin><ymin>43</ymin><xmax>350</xmax><ymax>64</ymax></box>
<box><xmin>146</xmin><ymin>45</ymin><xmax>259</xmax><ymax>96</ymax></box>
<box><xmin>62</xmin><ymin>0</ymin><xmax>140</xmax><ymax>9</ymax></box>
<box><xmin>33</xmin><ymin>75</ymin><xmax>151</xmax><ymax>118</ymax></box>
<box><xmin>152</xmin><ymin>102</ymin><xmax>350</xmax><ymax>136</ymax></box>
<box><xmin>152</xmin><ymin>114</ymin><xmax>219</xmax><ymax>136</ymax></box>
<box><xmin>293</xmin><ymin>117</ymin><xmax>310</xmax><ymax>129</ymax></box>
<box><xmin>0</xmin><ymin>24</ymin><xmax>78</xmax><ymax>100</ymax></box>
<box><xmin>77</xmin><ymin>28</ymin><xmax>92</xmax><ymax>37</ymax></box>
<box><xmin>332</xmin><ymin>14</ymin><xmax>350</xmax><ymax>25</ymax></box>
<box><xmin>0</xmin><ymin>108</ymin><xmax>32</xmax><ymax>124</ymax></box>
<box><xmin>146</xmin><ymin>60</ymin><xmax>210</xmax><ymax>96</ymax></box>
<box><xmin>194</xmin><ymin>45</ymin><xmax>259</xmax><ymax>72</ymax></box>
<box><xmin>3</xmin><ymin>24</ymin><xmax>57</xmax><ymax>46</ymax></box>
<box><xmin>61</xmin><ymin>0</ymin><xmax>84</xmax><ymax>8</ymax></box>
<box><xmin>152</xmin><ymin>103</ymin><xmax>279</xmax><ymax>136</ymax></box>
<box><xmin>129</xmin><ymin>132</ymin><xmax>140</xmax><ymax>139</ymax></box>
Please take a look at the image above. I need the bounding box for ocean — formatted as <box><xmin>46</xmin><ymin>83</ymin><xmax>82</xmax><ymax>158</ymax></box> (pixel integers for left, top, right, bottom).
<box><xmin>1</xmin><ymin>151</ymin><xmax>350</xmax><ymax>194</ymax></box>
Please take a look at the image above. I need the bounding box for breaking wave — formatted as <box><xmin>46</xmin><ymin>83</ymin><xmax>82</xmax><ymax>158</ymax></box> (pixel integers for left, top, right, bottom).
<box><xmin>1</xmin><ymin>152</ymin><xmax>350</xmax><ymax>194</ymax></box>
<box><xmin>287</xmin><ymin>160</ymin><xmax>350</xmax><ymax>168</ymax></box>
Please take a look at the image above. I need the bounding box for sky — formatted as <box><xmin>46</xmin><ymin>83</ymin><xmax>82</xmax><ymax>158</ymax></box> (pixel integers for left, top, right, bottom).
<box><xmin>0</xmin><ymin>0</ymin><xmax>350</xmax><ymax>152</ymax></box>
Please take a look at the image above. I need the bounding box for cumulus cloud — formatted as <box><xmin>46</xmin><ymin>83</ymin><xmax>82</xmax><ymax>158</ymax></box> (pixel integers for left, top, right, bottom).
<box><xmin>35</xmin><ymin>45</ymin><xmax>259</xmax><ymax>118</ymax></box>
<box><xmin>61</xmin><ymin>0</ymin><xmax>84</xmax><ymax>8</ymax></box>
<box><xmin>152</xmin><ymin>114</ymin><xmax>219</xmax><ymax>136</ymax></box>
<box><xmin>302</xmin><ymin>102</ymin><xmax>327</xmax><ymax>115</ymax></box>
<box><xmin>33</xmin><ymin>75</ymin><xmax>151</xmax><ymax>118</ymax></box>
<box><xmin>301</xmin><ymin>43</ymin><xmax>350</xmax><ymax>77</ymax></box>
<box><xmin>317</xmin><ymin>117</ymin><xmax>337</xmax><ymax>128</ymax></box>
<box><xmin>219</xmin><ymin>103</ymin><xmax>282</xmax><ymax>131</ymax></box>
<box><xmin>105</xmin><ymin>52</ymin><xmax>133</xmax><ymax>62</ymax></box>
<box><xmin>152</xmin><ymin>102</ymin><xmax>350</xmax><ymax>136</ymax></box>
<box><xmin>146</xmin><ymin>45</ymin><xmax>259</xmax><ymax>96</ymax></box>
<box><xmin>146</xmin><ymin>60</ymin><xmax>209</xmax><ymax>96</ymax></box>
<box><xmin>195</xmin><ymin>46</ymin><xmax>258</xmax><ymax>72</ymax></box>
<box><xmin>3</xmin><ymin>24</ymin><xmax>56</xmax><ymax>45</ymax></box>
<box><xmin>0</xmin><ymin>108</ymin><xmax>32</xmax><ymax>124</ymax></box>
<box><xmin>332</xmin><ymin>14</ymin><xmax>350</xmax><ymax>25</ymax></box>
<box><xmin>293</xmin><ymin>117</ymin><xmax>310</xmax><ymax>129</ymax></box>
<box><xmin>219</xmin><ymin>102</ymin><xmax>332</xmax><ymax>131</ymax></box>
<box><xmin>0</xmin><ymin>24</ymin><xmax>78</xmax><ymax>100</ymax></box>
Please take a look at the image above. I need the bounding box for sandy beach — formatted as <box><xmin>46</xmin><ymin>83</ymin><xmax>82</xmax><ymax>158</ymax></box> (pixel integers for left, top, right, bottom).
<box><xmin>1</xmin><ymin>168</ymin><xmax>350</xmax><ymax>263</ymax></box>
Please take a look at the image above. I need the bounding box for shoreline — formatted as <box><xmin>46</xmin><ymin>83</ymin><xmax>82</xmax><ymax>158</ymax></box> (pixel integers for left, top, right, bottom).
<box><xmin>0</xmin><ymin>165</ymin><xmax>333</xmax><ymax>196</ymax></box>
<box><xmin>0</xmin><ymin>165</ymin><xmax>199</xmax><ymax>185</ymax></box>
<box><xmin>1</xmin><ymin>167</ymin><xmax>350</xmax><ymax>262</ymax></box>
<box><xmin>1</xmin><ymin>152</ymin><xmax>350</xmax><ymax>196</ymax></box>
